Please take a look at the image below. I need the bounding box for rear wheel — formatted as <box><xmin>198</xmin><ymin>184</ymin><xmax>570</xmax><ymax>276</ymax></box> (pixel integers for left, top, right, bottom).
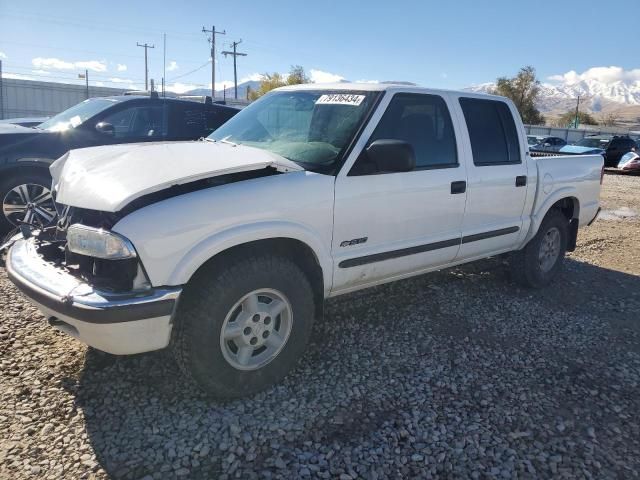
<box><xmin>0</xmin><ymin>172</ymin><xmax>56</xmax><ymax>232</ymax></box>
<box><xmin>172</xmin><ymin>254</ymin><xmax>315</xmax><ymax>398</ymax></box>
<box><xmin>510</xmin><ymin>209</ymin><xmax>569</xmax><ymax>288</ymax></box>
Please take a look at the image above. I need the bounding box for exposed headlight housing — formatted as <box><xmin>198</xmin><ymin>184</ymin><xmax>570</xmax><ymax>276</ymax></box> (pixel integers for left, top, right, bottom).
<box><xmin>67</xmin><ymin>224</ymin><xmax>136</xmax><ymax>260</ymax></box>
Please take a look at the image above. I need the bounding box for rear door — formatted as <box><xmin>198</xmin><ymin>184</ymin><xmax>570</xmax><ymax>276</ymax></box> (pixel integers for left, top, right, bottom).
<box><xmin>453</xmin><ymin>96</ymin><xmax>529</xmax><ymax>260</ymax></box>
<box><xmin>167</xmin><ymin>102</ymin><xmax>209</xmax><ymax>141</ymax></box>
<box><xmin>332</xmin><ymin>91</ymin><xmax>467</xmax><ymax>292</ymax></box>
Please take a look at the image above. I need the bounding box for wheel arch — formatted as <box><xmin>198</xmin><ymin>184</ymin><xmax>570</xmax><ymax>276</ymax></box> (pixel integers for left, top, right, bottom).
<box><xmin>161</xmin><ymin>222</ymin><xmax>332</xmax><ymax>300</ymax></box>
<box><xmin>529</xmin><ymin>191</ymin><xmax>580</xmax><ymax>251</ymax></box>
<box><xmin>0</xmin><ymin>161</ymin><xmax>53</xmax><ymax>183</ymax></box>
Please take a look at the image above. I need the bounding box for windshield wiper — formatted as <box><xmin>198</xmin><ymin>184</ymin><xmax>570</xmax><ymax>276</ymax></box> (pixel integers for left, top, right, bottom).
<box><xmin>219</xmin><ymin>136</ymin><xmax>239</xmax><ymax>147</ymax></box>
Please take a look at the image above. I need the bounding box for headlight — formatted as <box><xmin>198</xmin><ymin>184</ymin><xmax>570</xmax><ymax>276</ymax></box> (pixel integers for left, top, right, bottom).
<box><xmin>67</xmin><ymin>224</ymin><xmax>136</xmax><ymax>260</ymax></box>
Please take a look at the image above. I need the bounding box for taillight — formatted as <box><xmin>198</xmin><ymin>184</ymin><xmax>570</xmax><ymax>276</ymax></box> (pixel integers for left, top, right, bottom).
<box><xmin>600</xmin><ymin>165</ymin><xmax>605</xmax><ymax>185</ymax></box>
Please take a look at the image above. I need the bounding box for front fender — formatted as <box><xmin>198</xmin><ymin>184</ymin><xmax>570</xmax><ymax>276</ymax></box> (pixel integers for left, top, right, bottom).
<box><xmin>166</xmin><ymin>221</ymin><xmax>333</xmax><ymax>293</ymax></box>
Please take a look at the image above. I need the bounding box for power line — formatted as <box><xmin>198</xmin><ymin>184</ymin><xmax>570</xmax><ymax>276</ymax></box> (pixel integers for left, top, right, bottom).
<box><xmin>168</xmin><ymin>60</ymin><xmax>211</xmax><ymax>82</ymax></box>
<box><xmin>136</xmin><ymin>42</ymin><xmax>155</xmax><ymax>91</ymax></box>
<box><xmin>202</xmin><ymin>25</ymin><xmax>225</xmax><ymax>99</ymax></box>
<box><xmin>222</xmin><ymin>40</ymin><xmax>247</xmax><ymax>99</ymax></box>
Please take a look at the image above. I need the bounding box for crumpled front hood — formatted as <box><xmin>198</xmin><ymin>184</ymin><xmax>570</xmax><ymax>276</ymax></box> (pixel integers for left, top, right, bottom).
<box><xmin>51</xmin><ymin>141</ymin><xmax>303</xmax><ymax>212</ymax></box>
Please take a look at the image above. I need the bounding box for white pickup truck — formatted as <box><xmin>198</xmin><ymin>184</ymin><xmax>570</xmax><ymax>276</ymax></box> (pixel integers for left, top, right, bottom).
<box><xmin>4</xmin><ymin>83</ymin><xmax>603</xmax><ymax>398</ymax></box>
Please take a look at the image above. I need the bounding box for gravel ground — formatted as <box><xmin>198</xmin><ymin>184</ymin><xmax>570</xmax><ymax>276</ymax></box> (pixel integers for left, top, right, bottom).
<box><xmin>1</xmin><ymin>173</ymin><xmax>639</xmax><ymax>480</ymax></box>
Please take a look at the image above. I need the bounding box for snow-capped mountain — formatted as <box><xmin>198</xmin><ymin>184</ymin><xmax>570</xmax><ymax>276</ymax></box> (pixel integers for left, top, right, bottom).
<box><xmin>466</xmin><ymin>78</ymin><xmax>640</xmax><ymax>113</ymax></box>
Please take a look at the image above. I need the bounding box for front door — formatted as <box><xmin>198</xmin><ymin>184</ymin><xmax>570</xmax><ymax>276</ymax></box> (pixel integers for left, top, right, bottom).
<box><xmin>331</xmin><ymin>92</ymin><xmax>467</xmax><ymax>293</ymax></box>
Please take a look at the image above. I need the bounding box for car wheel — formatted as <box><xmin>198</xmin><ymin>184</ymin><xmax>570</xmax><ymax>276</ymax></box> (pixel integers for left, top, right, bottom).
<box><xmin>510</xmin><ymin>209</ymin><xmax>569</xmax><ymax>288</ymax></box>
<box><xmin>0</xmin><ymin>172</ymin><xmax>56</xmax><ymax>232</ymax></box>
<box><xmin>172</xmin><ymin>253</ymin><xmax>315</xmax><ymax>398</ymax></box>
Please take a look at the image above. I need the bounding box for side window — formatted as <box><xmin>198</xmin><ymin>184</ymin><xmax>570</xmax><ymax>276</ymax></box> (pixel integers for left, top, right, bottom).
<box><xmin>102</xmin><ymin>104</ymin><xmax>165</xmax><ymax>139</ymax></box>
<box><xmin>359</xmin><ymin>93</ymin><xmax>458</xmax><ymax>172</ymax></box>
<box><xmin>459</xmin><ymin>98</ymin><xmax>521</xmax><ymax>165</ymax></box>
<box><xmin>169</xmin><ymin>103</ymin><xmax>207</xmax><ymax>138</ymax></box>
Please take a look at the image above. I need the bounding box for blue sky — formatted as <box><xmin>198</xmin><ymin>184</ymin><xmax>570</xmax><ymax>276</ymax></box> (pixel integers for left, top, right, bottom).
<box><xmin>0</xmin><ymin>0</ymin><xmax>637</xmax><ymax>92</ymax></box>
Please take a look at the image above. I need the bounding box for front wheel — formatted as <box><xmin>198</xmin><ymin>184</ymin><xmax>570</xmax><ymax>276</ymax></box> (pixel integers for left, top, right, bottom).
<box><xmin>171</xmin><ymin>254</ymin><xmax>315</xmax><ymax>398</ymax></box>
<box><xmin>510</xmin><ymin>209</ymin><xmax>569</xmax><ymax>288</ymax></box>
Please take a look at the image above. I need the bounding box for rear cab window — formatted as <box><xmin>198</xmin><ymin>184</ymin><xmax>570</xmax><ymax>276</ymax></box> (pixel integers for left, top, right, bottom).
<box><xmin>459</xmin><ymin>97</ymin><xmax>521</xmax><ymax>166</ymax></box>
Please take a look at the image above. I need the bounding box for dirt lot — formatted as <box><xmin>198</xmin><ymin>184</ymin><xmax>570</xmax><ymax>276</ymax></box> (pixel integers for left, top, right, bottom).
<box><xmin>0</xmin><ymin>173</ymin><xmax>638</xmax><ymax>479</ymax></box>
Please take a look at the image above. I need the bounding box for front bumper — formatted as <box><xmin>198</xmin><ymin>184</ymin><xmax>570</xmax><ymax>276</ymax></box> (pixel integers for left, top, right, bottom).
<box><xmin>6</xmin><ymin>238</ymin><xmax>182</xmax><ymax>354</ymax></box>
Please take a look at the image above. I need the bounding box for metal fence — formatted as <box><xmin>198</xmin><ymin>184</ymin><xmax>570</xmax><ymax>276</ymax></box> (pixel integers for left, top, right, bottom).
<box><xmin>0</xmin><ymin>78</ymin><xmax>251</xmax><ymax>119</ymax></box>
<box><xmin>0</xmin><ymin>78</ymin><xmax>127</xmax><ymax>119</ymax></box>
<box><xmin>525</xmin><ymin>124</ymin><xmax>640</xmax><ymax>143</ymax></box>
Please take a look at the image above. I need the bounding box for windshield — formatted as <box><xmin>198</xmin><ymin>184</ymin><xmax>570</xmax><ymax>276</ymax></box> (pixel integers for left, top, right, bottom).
<box><xmin>39</xmin><ymin>98</ymin><xmax>119</xmax><ymax>132</ymax></box>
<box><xmin>527</xmin><ymin>136</ymin><xmax>539</xmax><ymax>145</ymax></box>
<box><xmin>209</xmin><ymin>90</ymin><xmax>379</xmax><ymax>170</ymax></box>
<box><xmin>576</xmin><ymin>138</ymin><xmax>608</xmax><ymax>148</ymax></box>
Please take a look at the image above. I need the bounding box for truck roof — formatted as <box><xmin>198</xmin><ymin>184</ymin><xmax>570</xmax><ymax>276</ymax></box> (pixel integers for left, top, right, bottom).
<box><xmin>275</xmin><ymin>82</ymin><xmax>508</xmax><ymax>101</ymax></box>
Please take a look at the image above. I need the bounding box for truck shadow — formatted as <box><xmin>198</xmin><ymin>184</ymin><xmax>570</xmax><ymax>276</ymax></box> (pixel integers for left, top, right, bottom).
<box><xmin>72</xmin><ymin>257</ymin><xmax>640</xmax><ymax>479</ymax></box>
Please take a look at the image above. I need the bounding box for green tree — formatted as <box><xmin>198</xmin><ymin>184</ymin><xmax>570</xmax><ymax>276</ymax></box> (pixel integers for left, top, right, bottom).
<box><xmin>248</xmin><ymin>65</ymin><xmax>310</xmax><ymax>100</ymax></box>
<box><xmin>491</xmin><ymin>66</ymin><xmax>545</xmax><ymax>125</ymax></box>
<box><xmin>556</xmin><ymin>110</ymin><xmax>597</xmax><ymax>127</ymax></box>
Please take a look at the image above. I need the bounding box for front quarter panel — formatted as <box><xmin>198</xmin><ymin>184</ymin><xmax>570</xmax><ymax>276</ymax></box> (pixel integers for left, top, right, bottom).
<box><xmin>112</xmin><ymin>171</ymin><xmax>335</xmax><ymax>294</ymax></box>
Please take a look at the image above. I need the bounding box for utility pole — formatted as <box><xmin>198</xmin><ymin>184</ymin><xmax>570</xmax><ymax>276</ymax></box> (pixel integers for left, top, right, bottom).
<box><xmin>0</xmin><ymin>59</ymin><xmax>4</xmax><ymax>119</ymax></box>
<box><xmin>163</xmin><ymin>33</ymin><xmax>166</xmax><ymax>97</ymax></box>
<box><xmin>222</xmin><ymin>40</ymin><xmax>247</xmax><ymax>99</ymax></box>
<box><xmin>202</xmin><ymin>25</ymin><xmax>225</xmax><ymax>99</ymax></box>
<box><xmin>574</xmin><ymin>95</ymin><xmax>580</xmax><ymax>129</ymax></box>
<box><xmin>78</xmin><ymin>70</ymin><xmax>89</xmax><ymax>99</ymax></box>
<box><xmin>136</xmin><ymin>42</ymin><xmax>155</xmax><ymax>91</ymax></box>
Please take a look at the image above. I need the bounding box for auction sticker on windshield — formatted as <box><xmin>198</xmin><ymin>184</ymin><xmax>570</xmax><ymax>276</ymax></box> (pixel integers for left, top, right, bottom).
<box><xmin>316</xmin><ymin>94</ymin><xmax>365</xmax><ymax>106</ymax></box>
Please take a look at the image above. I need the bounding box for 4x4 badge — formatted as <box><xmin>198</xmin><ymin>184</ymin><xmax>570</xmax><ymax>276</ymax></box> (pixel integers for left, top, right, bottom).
<box><xmin>340</xmin><ymin>237</ymin><xmax>368</xmax><ymax>247</ymax></box>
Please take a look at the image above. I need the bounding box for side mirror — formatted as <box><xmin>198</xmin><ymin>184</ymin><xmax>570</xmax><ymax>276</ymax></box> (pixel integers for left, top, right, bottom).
<box><xmin>95</xmin><ymin>122</ymin><xmax>115</xmax><ymax>136</ymax></box>
<box><xmin>365</xmin><ymin>139</ymin><xmax>415</xmax><ymax>173</ymax></box>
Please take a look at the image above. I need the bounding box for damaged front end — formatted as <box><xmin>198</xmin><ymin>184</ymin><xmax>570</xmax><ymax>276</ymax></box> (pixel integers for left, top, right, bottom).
<box><xmin>3</xmin><ymin>206</ymin><xmax>181</xmax><ymax>355</ymax></box>
<box><xmin>4</xmin><ymin>205</ymin><xmax>149</xmax><ymax>293</ymax></box>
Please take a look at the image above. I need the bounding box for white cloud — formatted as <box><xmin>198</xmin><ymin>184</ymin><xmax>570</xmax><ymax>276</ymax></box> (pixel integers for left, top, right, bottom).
<box><xmin>31</xmin><ymin>69</ymin><xmax>51</xmax><ymax>75</ymax></box>
<box><xmin>355</xmin><ymin>79</ymin><xmax>379</xmax><ymax>84</ymax></box>
<box><xmin>0</xmin><ymin>52</ymin><xmax>6</xmax><ymax>59</ymax></box>
<box><xmin>108</xmin><ymin>77</ymin><xmax>134</xmax><ymax>84</ymax></box>
<box><xmin>95</xmin><ymin>81</ymin><xmax>105</xmax><ymax>87</ymax></box>
<box><xmin>167</xmin><ymin>61</ymin><xmax>179</xmax><ymax>71</ymax></box>
<box><xmin>117</xmin><ymin>64</ymin><xmax>127</xmax><ymax>72</ymax></box>
<box><xmin>310</xmin><ymin>69</ymin><xmax>344</xmax><ymax>83</ymax></box>
<box><xmin>548</xmin><ymin>66</ymin><xmax>640</xmax><ymax>85</ymax></box>
<box><xmin>164</xmin><ymin>82</ymin><xmax>202</xmax><ymax>94</ymax></box>
<box><xmin>32</xmin><ymin>57</ymin><xmax>107</xmax><ymax>72</ymax></box>
<box><xmin>4</xmin><ymin>72</ymin><xmax>34</xmax><ymax>80</ymax></box>
<box><xmin>239</xmin><ymin>73</ymin><xmax>264</xmax><ymax>83</ymax></box>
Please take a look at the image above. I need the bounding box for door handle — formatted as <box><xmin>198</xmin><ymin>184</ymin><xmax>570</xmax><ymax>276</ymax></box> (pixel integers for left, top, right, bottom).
<box><xmin>515</xmin><ymin>175</ymin><xmax>527</xmax><ymax>187</ymax></box>
<box><xmin>450</xmin><ymin>181</ymin><xmax>466</xmax><ymax>194</ymax></box>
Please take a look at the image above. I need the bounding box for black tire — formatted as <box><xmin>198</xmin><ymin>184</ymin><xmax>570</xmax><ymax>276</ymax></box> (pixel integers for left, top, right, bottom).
<box><xmin>0</xmin><ymin>171</ymin><xmax>54</xmax><ymax>233</ymax></box>
<box><xmin>171</xmin><ymin>254</ymin><xmax>315</xmax><ymax>398</ymax></box>
<box><xmin>510</xmin><ymin>209</ymin><xmax>569</xmax><ymax>288</ymax></box>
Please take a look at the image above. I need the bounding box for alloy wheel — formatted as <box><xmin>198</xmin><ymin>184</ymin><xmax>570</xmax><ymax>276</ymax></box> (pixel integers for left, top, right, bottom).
<box><xmin>2</xmin><ymin>183</ymin><xmax>56</xmax><ymax>227</ymax></box>
<box><xmin>220</xmin><ymin>288</ymin><xmax>293</xmax><ymax>371</ymax></box>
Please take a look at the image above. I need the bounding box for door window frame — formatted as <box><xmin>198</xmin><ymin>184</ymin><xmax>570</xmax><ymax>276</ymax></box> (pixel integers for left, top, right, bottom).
<box><xmin>347</xmin><ymin>91</ymin><xmax>461</xmax><ymax>176</ymax></box>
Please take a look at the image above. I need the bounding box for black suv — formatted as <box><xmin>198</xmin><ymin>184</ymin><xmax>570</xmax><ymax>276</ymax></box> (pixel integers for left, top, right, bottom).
<box><xmin>576</xmin><ymin>135</ymin><xmax>637</xmax><ymax>167</ymax></box>
<box><xmin>0</xmin><ymin>95</ymin><xmax>238</xmax><ymax>231</ymax></box>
